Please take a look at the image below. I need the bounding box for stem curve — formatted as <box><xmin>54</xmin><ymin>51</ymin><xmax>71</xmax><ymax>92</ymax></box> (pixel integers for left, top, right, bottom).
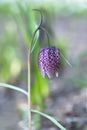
<box><xmin>33</xmin><ymin>9</ymin><xmax>43</xmax><ymax>27</ymax></box>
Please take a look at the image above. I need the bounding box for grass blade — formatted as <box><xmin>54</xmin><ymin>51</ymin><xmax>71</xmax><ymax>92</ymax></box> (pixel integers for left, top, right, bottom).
<box><xmin>31</xmin><ymin>109</ymin><xmax>66</xmax><ymax>130</ymax></box>
<box><xmin>0</xmin><ymin>83</ymin><xmax>28</xmax><ymax>96</ymax></box>
<box><xmin>60</xmin><ymin>52</ymin><xmax>72</xmax><ymax>67</ymax></box>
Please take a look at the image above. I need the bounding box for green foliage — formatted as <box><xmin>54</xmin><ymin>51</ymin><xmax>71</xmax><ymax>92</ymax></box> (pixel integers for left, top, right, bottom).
<box><xmin>37</xmin><ymin>0</ymin><xmax>87</xmax><ymax>16</ymax></box>
<box><xmin>32</xmin><ymin>109</ymin><xmax>66</xmax><ymax>130</ymax></box>
<box><xmin>0</xmin><ymin>83</ymin><xmax>28</xmax><ymax>96</ymax></box>
<box><xmin>72</xmin><ymin>50</ymin><xmax>87</xmax><ymax>88</ymax></box>
<box><xmin>32</xmin><ymin>114</ymin><xmax>41</xmax><ymax>130</ymax></box>
<box><xmin>13</xmin><ymin>1</ymin><xmax>49</xmax><ymax>108</ymax></box>
<box><xmin>0</xmin><ymin>1</ymin><xmax>87</xmax><ymax>130</ymax></box>
<box><xmin>0</xmin><ymin>83</ymin><xmax>66</xmax><ymax>130</ymax></box>
<box><xmin>30</xmin><ymin>29</ymin><xmax>39</xmax><ymax>53</ymax></box>
<box><xmin>0</xmin><ymin>3</ymin><xmax>12</xmax><ymax>15</ymax></box>
<box><xmin>31</xmin><ymin>67</ymin><xmax>49</xmax><ymax>107</ymax></box>
<box><xmin>0</xmin><ymin>1</ymin><xmax>49</xmax><ymax>107</ymax></box>
<box><xmin>0</xmin><ymin>22</ymin><xmax>21</xmax><ymax>81</ymax></box>
<box><xmin>53</xmin><ymin>38</ymin><xmax>70</xmax><ymax>70</ymax></box>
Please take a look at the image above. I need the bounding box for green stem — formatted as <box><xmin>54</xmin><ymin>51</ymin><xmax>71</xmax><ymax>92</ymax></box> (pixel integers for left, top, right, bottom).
<box><xmin>28</xmin><ymin>48</ymin><xmax>32</xmax><ymax>130</ymax></box>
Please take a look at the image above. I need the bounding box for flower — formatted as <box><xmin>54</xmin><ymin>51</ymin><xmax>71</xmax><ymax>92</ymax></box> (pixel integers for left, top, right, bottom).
<box><xmin>38</xmin><ymin>46</ymin><xmax>60</xmax><ymax>78</ymax></box>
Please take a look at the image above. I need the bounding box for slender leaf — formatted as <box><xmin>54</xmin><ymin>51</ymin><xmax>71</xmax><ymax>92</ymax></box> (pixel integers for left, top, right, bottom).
<box><xmin>0</xmin><ymin>83</ymin><xmax>66</xmax><ymax>130</ymax></box>
<box><xmin>0</xmin><ymin>83</ymin><xmax>28</xmax><ymax>96</ymax></box>
<box><xmin>60</xmin><ymin>52</ymin><xmax>72</xmax><ymax>67</ymax></box>
<box><xmin>30</xmin><ymin>28</ymin><xmax>39</xmax><ymax>53</ymax></box>
<box><xmin>31</xmin><ymin>109</ymin><xmax>66</xmax><ymax>130</ymax></box>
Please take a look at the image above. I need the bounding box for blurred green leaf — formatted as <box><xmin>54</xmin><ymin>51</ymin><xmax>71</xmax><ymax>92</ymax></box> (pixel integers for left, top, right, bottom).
<box><xmin>31</xmin><ymin>109</ymin><xmax>66</xmax><ymax>130</ymax></box>
<box><xmin>0</xmin><ymin>83</ymin><xmax>28</xmax><ymax>96</ymax></box>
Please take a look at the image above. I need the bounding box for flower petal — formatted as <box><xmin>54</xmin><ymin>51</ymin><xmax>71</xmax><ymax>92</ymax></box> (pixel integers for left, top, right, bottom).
<box><xmin>38</xmin><ymin>46</ymin><xmax>60</xmax><ymax>78</ymax></box>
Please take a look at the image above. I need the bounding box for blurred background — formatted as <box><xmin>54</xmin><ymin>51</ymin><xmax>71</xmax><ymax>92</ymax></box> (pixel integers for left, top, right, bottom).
<box><xmin>0</xmin><ymin>0</ymin><xmax>87</xmax><ymax>130</ymax></box>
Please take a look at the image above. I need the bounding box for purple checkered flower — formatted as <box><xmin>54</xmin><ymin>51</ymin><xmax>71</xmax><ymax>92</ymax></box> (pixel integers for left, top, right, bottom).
<box><xmin>38</xmin><ymin>46</ymin><xmax>60</xmax><ymax>78</ymax></box>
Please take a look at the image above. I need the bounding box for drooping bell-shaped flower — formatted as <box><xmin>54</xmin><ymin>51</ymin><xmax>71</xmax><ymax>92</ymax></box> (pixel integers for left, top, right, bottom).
<box><xmin>38</xmin><ymin>46</ymin><xmax>60</xmax><ymax>78</ymax></box>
